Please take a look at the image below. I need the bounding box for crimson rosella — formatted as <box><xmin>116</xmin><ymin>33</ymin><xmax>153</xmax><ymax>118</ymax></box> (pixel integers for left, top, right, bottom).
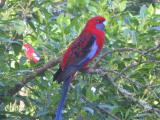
<box><xmin>22</xmin><ymin>43</ymin><xmax>40</xmax><ymax>63</ymax></box>
<box><xmin>54</xmin><ymin>16</ymin><xmax>106</xmax><ymax>120</ymax></box>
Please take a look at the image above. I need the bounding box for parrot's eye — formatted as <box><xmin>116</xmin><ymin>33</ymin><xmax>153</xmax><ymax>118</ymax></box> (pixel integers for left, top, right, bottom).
<box><xmin>96</xmin><ymin>20</ymin><xmax>101</xmax><ymax>23</ymax></box>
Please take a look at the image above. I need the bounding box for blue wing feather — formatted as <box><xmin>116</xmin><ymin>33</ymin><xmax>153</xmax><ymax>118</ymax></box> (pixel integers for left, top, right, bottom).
<box><xmin>78</xmin><ymin>40</ymin><xmax>98</xmax><ymax>66</ymax></box>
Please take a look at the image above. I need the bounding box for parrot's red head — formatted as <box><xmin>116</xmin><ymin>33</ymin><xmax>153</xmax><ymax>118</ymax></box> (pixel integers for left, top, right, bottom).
<box><xmin>85</xmin><ymin>16</ymin><xmax>107</xmax><ymax>31</ymax></box>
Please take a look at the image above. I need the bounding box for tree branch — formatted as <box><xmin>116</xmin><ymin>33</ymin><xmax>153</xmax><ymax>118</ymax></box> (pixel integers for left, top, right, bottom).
<box><xmin>0</xmin><ymin>57</ymin><xmax>61</xmax><ymax>102</ymax></box>
<box><xmin>93</xmin><ymin>43</ymin><xmax>160</xmax><ymax>68</ymax></box>
<box><xmin>0</xmin><ymin>44</ymin><xmax>159</xmax><ymax>112</ymax></box>
<box><xmin>106</xmin><ymin>75</ymin><xmax>160</xmax><ymax>117</ymax></box>
<box><xmin>81</xmin><ymin>96</ymin><xmax>121</xmax><ymax>120</ymax></box>
<box><xmin>87</xmin><ymin>66</ymin><xmax>160</xmax><ymax>118</ymax></box>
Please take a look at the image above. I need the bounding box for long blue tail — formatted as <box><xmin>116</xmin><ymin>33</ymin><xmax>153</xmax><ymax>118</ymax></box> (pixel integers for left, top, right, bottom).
<box><xmin>55</xmin><ymin>77</ymin><xmax>71</xmax><ymax>120</ymax></box>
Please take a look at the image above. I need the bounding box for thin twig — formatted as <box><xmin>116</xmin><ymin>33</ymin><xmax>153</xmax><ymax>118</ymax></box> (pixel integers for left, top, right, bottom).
<box><xmin>93</xmin><ymin>44</ymin><xmax>160</xmax><ymax>68</ymax></box>
<box><xmin>105</xmin><ymin>75</ymin><xmax>160</xmax><ymax>117</ymax></box>
<box><xmin>87</xmin><ymin>65</ymin><xmax>160</xmax><ymax>117</ymax></box>
<box><xmin>81</xmin><ymin>96</ymin><xmax>120</xmax><ymax>120</ymax></box>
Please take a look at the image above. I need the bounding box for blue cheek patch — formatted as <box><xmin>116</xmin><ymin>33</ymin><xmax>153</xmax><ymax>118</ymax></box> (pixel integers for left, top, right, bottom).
<box><xmin>96</xmin><ymin>23</ymin><xmax>105</xmax><ymax>31</ymax></box>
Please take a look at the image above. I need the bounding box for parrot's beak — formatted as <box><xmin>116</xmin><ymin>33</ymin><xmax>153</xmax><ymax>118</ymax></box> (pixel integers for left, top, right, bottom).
<box><xmin>96</xmin><ymin>20</ymin><xmax>107</xmax><ymax>31</ymax></box>
<box><xmin>103</xmin><ymin>20</ymin><xmax>107</xmax><ymax>26</ymax></box>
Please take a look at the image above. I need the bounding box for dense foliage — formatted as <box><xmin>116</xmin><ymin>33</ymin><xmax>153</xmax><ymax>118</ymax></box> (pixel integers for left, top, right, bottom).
<box><xmin>0</xmin><ymin>0</ymin><xmax>160</xmax><ymax>120</ymax></box>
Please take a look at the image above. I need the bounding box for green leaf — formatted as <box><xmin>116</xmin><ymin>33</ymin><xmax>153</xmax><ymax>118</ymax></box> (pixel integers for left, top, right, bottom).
<box><xmin>83</xmin><ymin>107</ymin><xmax>94</xmax><ymax>115</ymax></box>
<box><xmin>148</xmin><ymin>4</ymin><xmax>154</xmax><ymax>15</ymax></box>
<box><xmin>12</xmin><ymin>42</ymin><xmax>22</xmax><ymax>55</ymax></box>
<box><xmin>0</xmin><ymin>37</ymin><xmax>22</xmax><ymax>44</ymax></box>
<box><xmin>139</xmin><ymin>5</ymin><xmax>147</xmax><ymax>19</ymax></box>
<box><xmin>119</xmin><ymin>1</ymin><xmax>127</xmax><ymax>12</ymax></box>
<box><xmin>33</xmin><ymin>7</ymin><xmax>44</xmax><ymax>24</ymax></box>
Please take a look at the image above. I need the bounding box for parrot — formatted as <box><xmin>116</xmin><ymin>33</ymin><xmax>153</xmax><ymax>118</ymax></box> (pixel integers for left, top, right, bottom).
<box><xmin>22</xmin><ymin>43</ymin><xmax>40</xmax><ymax>63</ymax></box>
<box><xmin>53</xmin><ymin>16</ymin><xmax>106</xmax><ymax>120</ymax></box>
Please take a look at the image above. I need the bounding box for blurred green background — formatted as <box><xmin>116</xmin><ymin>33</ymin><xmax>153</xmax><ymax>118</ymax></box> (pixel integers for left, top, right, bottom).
<box><xmin>0</xmin><ymin>0</ymin><xmax>160</xmax><ymax>120</ymax></box>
